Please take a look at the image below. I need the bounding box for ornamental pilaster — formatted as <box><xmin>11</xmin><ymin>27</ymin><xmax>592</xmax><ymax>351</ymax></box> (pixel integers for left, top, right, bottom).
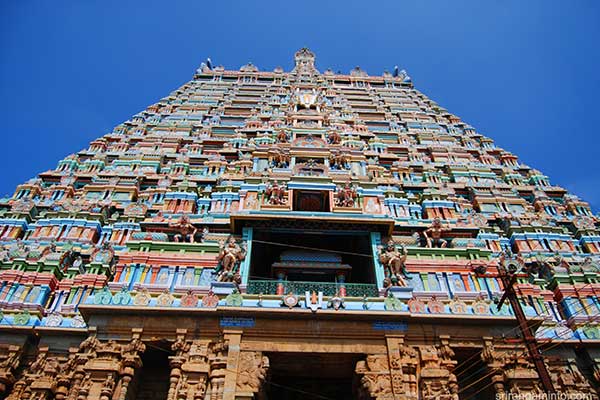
<box><xmin>0</xmin><ymin>344</ymin><xmax>22</xmax><ymax>396</ymax></box>
<box><xmin>418</xmin><ymin>343</ymin><xmax>458</xmax><ymax>400</ymax></box>
<box><xmin>386</xmin><ymin>335</ymin><xmax>418</xmax><ymax>400</ymax></box>
<box><xmin>481</xmin><ymin>338</ymin><xmax>543</xmax><ymax>397</ymax></box>
<box><xmin>546</xmin><ymin>357</ymin><xmax>598</xmax><ymax>399</ymax></box>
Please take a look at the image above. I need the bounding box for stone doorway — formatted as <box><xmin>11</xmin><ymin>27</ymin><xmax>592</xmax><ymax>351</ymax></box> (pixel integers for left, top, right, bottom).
<box><xmin>264</xmin><ymin>352</ymin><xmax>363</xmax><ymax>400</ymax></box>
<box><xmin>131</xmin><ymin>344</ymin><xmax>171</xmax><ymax>400</ymax></box>
<box><xmin>453</xmin><ymin>347</ymin><xmax>494</xmax><ymax>400</ymax></box>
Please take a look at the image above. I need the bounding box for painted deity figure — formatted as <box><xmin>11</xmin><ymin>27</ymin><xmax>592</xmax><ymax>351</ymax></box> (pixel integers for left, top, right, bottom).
<box><xmin>378</xmin><ymin>240</ymin><xmax>408</xmax><ymax>287</ymax></box>
<box><xmin>270</xmin><ymin>150</ymin><xmax>289</xmax><ymax>168</ymax></box>
<box><xmin>169</xmin><ymin>214</ymin><xmax>197</xmax><ymax>243</ymax></box>
<box><xmin>276</xmin><ymin>130</ymin><xmax>289</xmax><ymax>143</ymax></box>
<box><xmin>0</xmin><ymin>245</ymin><xmax>8</xmax><ymax>262</ymax></box>
<box><xmin>330</xmin><ymin>153</ymin><xmax>349</xmax><ymax>170</ymax></box>
<box><xmin>328</xmin><ymin>130</ymin><xmax>341</xmax><ymax>145</ymax></box>
<box><xmin>265</xmin><ymin>181</ymin><xmax>286</xmax><ymax>205</ymax></box>
<box><xmin>335</xmin><ymin>183</ymin><xmax>358</xmax><ymax>208</ymax></box>
<box><xmin>543</xmin><ymin>251</ymin><xmax>570</xmax><ymax>276</ymax></box>
<box><xmin>423</xmin><ymin>217</ymin><xmax>448</xmax><ymax>248</ymax></box>
<box><xmin>91</xmin><ymin>241</ymin><xmax>115</xmax><ymax>265</ymax></box>
<box><xmin>40</xmin><ymin>241</ymin><xmax>57</xmax><ymax>260</ymax></box>
<box><xmin>215</xmin><ymin>237</ymin><xmax>246</xmax><ymax>282</ymax></box>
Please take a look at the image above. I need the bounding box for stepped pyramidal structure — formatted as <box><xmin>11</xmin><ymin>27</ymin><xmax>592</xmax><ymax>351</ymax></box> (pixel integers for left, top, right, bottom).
<box><xmin>0</xmin><ymin>48</ymin><xmax>599</xmax><ymax>399</ymax></box>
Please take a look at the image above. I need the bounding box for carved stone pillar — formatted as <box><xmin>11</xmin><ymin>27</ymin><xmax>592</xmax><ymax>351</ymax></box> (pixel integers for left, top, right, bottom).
<box><xmin>385</xmin><ymin>336</ymin><xmax>418</xmax><ymax>400</ymax></box>
<box><xmin>100</xmin><ymin>373</ymin><xmax>116</xmax><ymax>400</ymax></box>
<box><xmin>55</xmin><ymin>375</ymin><xmax>72</xmax><ymax>400</ymax></box>
<box><xmin>116</xmin><ymin>329</ymin><xmax>145</xmax><ymax>400</ymax></box>
<box><xmin>439</xmin><ymin>336</ymin><xmax>459</xmax><ymax>399</ymax></box>
<box><xmin>16</xmin><ymin>346</ymin><xmax>71</xmax><ymax>400</ymax></box>
<box><xmin>179</xmin><ymin>338</ymin><xmax>210</xmax><ymax>400</ymax></box>
<box><xmin>168</xmin><ymin>329</ymin><xmax>189</xmax><ymax>400</ymax></box>
<box><xmin>418</xmin><ymin>343</ymin><xmax>457</xmax><ymax>400</ymax></box>
<box><xmin>0</xmin><ymin>344</ymin><xmax>23</xmax><ymax>395</ymax></box>
<box><xmin>166</xmin><ymin>333</ymin><xmax>232</xmax><ymax>400</ymax></box>
<box><xmin>66</xmin><ymin>346</ymin><xmax>87</xmax><ymax>400</ymax></box>
<box><xmin>5</xmin><ymin>378</ymin><xmax>26</xmax><ymax>400</ymax></box>
<box><xmin>355</xmin><ymin>336</ymin><xmax>423</xmax><ymax>400</ymax></box>
<box><xmin>63</xmin><ymin>328</ymin><xmax>145</xmax><ymax>400</ymax></box>
<box><xmin>79</xmin><ymin>335</ymin><xmax>122</xmax><ymax>400</ymax></box>
<box><xmin>222</xmin><ymin>331</ymin><xmax>242</xmax><ymax>400</ymax></box>
<box><xmin>208</xmin><ymin>339</ymin><xmax>228</xmax><ymax>400</ymax></box>
<box><xmin>355</xmin><ymin>354</ymin><xmax>394</xmax><ymax>400</ymax></box>
<box><xmin>481</xmin><ymin>338</ymin><xmax>543</xmax><ymax>396</ymax></box>
<box><xmin>354</xmin><ymin>354</ymin><xmax>394</xmax><ymax>400</ymax></box>
<box><xmin>547</xmin><ymin>357</ymin><xmax>598</xmax><ymax>399</ymax></box>
<box><xmin>481</xmin><ymin>337</ymin><xmax>506</xmax><ymax>397</ymax></box>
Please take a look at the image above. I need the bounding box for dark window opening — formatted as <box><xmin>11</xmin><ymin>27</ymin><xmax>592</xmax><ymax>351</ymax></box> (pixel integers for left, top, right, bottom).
<box><xmin>293</xmin><ymin>190</ymin><xmax>330</xmax><ymax>212</ymax></box>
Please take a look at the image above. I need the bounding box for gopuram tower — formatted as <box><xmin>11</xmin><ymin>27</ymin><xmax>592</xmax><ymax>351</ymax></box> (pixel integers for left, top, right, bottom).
<box><xmin>0</xmin><ymin>48</ymin><xmax>599</xmax><ymax>399</ymax></box>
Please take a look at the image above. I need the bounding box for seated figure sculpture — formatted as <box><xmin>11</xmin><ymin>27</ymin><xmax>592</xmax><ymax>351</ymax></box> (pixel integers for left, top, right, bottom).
<box><xmin>169</xmin><ymin>214</ymin><xmax>197</xmax><ymax>243</ymax></box>
<box><xmin>276</xmin><ymin>130</ymin><xmax>289</xmax><ymax>143</ymax></box>
<box><xmin>423</xmin><ymin>217</ymin><xmax>448</xmax><ymax>248</ymax></box>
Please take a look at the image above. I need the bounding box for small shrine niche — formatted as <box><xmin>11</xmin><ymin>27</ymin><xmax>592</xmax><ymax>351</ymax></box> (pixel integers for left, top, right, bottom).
<box><xmin>293</xmin><ymin>157</ymin><xmax>327</xmax><ymax>177</ymax></box>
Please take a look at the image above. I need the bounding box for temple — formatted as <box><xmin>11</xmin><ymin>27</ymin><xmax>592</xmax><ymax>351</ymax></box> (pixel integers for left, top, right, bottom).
<box><xmin>0</xmin><ymin>48</ymin><xmax>599</xmax><ymax>399</ymax></box>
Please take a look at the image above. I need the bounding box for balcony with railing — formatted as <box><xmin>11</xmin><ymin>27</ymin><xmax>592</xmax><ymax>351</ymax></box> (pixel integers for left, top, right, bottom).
<box><xmin>247</xmin><ymin>279</ymin><xmax>378</xmax><ymax>297</ymax></box>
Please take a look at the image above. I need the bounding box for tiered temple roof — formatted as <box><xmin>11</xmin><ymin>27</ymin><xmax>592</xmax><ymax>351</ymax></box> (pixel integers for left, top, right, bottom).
<box><xmin>0</xmin><ymin>48</ymin><xmax>599</xmax><ymax>358</ymax></box>
<box><xmin>2</xmin><ymin>49</ymin><xmax>599</xmax><ymax>338</ymax></box>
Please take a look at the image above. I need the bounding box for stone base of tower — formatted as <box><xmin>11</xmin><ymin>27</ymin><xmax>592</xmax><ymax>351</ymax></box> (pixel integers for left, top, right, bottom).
<box><xmin>1</xmin><ymin>309</ymin><xmax>598</xmax><ymax>400</ymax></box>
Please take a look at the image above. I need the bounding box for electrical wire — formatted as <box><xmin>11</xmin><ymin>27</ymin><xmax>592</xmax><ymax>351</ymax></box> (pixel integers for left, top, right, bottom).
<box><xmin>135</xmin><ymin>300</ymin><xmax>600</xmax><ymax>400</ymax></box>
<box><xmin>452</xmin><ymin>279</ymin><xmax>594</xmax><ymax>380</ymax></box>
<box><xmin>144</xmin><ymin>342</ymin><xmax>337</xmax><ymax>400</ymax></box>
<box><xmin>456</xmin><ymin>301</ymin><xmax>594</xmax><ymax>388</ymax></box>
<box><xmin>252</xmin><ymin>239</ymin><xmax>375</xmax><ymax>258</ymax></box>
<box><xmin>459</xmin><ymin>304</ymin><xmax>600</xmax><ymax>400</ymax></box>
<box><xmin>454</xmin><ymin>291</ymin><xmax>600</xmax><ymax>390</ymax></box>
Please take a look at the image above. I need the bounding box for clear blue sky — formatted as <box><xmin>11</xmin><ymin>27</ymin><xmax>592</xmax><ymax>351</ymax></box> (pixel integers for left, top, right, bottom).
<box><xmin>1</xmin><ymin>1</ymin><xmax>599</xmax><ymax>210</ymax></box>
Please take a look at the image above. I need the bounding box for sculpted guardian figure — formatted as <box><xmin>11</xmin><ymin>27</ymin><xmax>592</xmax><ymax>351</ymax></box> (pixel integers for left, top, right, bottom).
<box><xmin>215</xmin><ymin>236</ymin><xmax>246</xmax><ymax>282</ymax></box>
<box><xmin>378</xmin><ymin>240</ymin><xmax>408</xmax><ymax>287</ymax></box>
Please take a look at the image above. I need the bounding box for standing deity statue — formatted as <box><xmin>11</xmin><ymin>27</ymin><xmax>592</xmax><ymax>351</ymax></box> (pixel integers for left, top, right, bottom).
<box><xmin>335</xmin><ymin>183</ymin><xmax>358</xmax><ymax>208</ymax></box>
<box><xmin>265</xmin><ymin>181</ymin><xmax>286</xmax><ymax>205</ymax></box>
<box><xmin>423</xmin><ymin>217</ymin><xmax>448</xmax><ymax>248</ymax></box>
<box><xmin>215</xmin><ymin>237</ymin><xmax>246</xmax><ymax>282</ymax></box>
<box><xmin>378</xmin><ymin>240</ymin><xmax>409</xmax><ymax>287</ymax></box>
<box><xmin>169</xmin><ymin>214</ymin><xmax>198</xmax><ymax>243</ymax></box>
